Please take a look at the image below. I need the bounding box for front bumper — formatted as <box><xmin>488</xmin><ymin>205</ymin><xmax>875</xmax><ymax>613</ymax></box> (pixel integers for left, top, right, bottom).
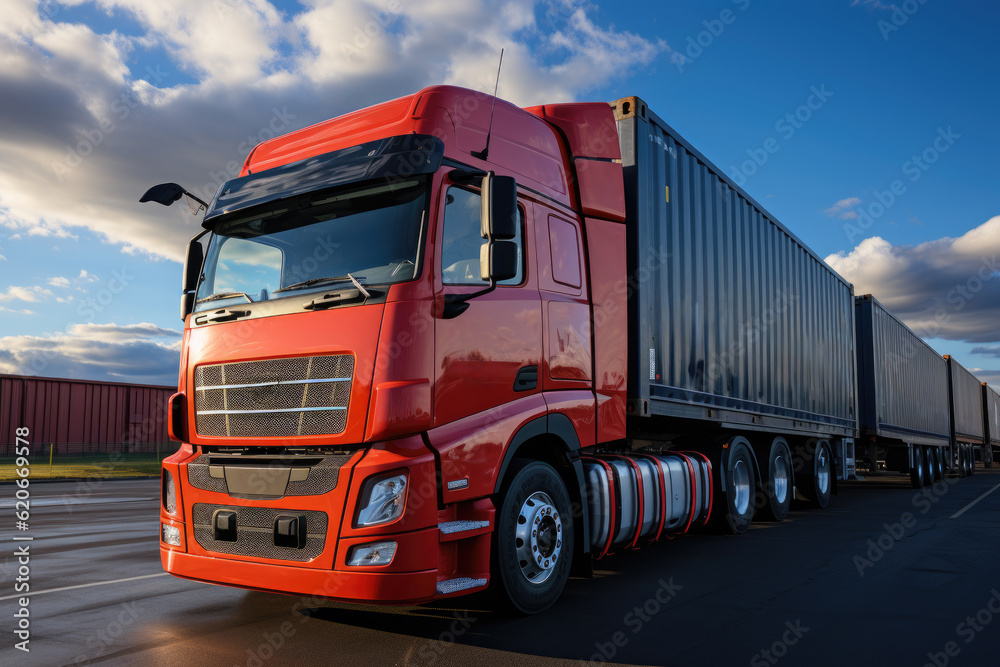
<box><xmin>162</xmin><ymin>528</ymin><xmax>442</xmax><ymax>604</ymax></box>
<box><xmin>160</xmin><ymin>435</ymin><xmax>493</xmax><ymax>605</ymax></box>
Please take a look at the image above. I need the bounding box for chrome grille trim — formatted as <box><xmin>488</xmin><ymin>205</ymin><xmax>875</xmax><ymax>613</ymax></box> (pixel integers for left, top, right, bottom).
<box><xmin>196</xmin><ymin>378</ymin><xmax>351</xmax><ymax>391</ymax></box>
<box><xmin>194</xmin><ymin>355</ymin><xmax>353</xmax><ymax>437</ymax></box>
<box><xmin>196</xmin><ymin>407</ymin><xmax>347</xmax><ymax>415</ymax></box>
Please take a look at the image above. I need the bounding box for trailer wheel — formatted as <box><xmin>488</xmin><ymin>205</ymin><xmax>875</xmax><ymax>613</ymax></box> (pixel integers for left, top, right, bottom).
<box><xmin>492</xmin><ymin>460</ymin><xmax>574</xmax><ymax>615</ymax></box>
<box><xmin>714</xmin><ymin>438</ymin><xmax>755</xmax><ymax>534</ymax></box>
<box><xmin>967</xmin><ymin>445</ymin><xmax>976</xmax><ymax>476</ymax></box>
<box><xmin>798</xmin><ymin>439</ymin><xmax>833</xmax><ymax>508</ymax></box>
<box><xmin>923</xmin><ymin>446</ymin><xmax>935</xmax><ymax>485</ymax></box>
<box><xmin>927</xmin><ymin>447</ymin><xmax>944</xmax><ymax>484</ymax></box>
<box><xmin>909</xmin><ymin>446</ymin><xmax>925</xmax><ymax>489</ymax></box>
<box><xmin>757</xmin><ymin>437</ymin><xmax>792</xmax><ymax>521</ymax></box>
<box><xmin>957</xmin><ymin>446</ymin><xmax>967</xmax><ymax>478</ymax></box>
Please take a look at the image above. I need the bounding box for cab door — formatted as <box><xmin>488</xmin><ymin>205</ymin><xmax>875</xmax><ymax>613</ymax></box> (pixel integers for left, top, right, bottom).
<box><xmin>432</xmin><ymin>173</ymin><xmax>542</xmax><ymax>427</ymax></box>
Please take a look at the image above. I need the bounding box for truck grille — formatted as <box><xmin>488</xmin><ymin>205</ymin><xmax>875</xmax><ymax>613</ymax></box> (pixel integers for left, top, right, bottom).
<box><xmin>186</xmin><ymin>453</ymin><xmax>352</xmax><ymax>497</ymax></box>
<box><xmin>194</xmin><ymin>356</ymin><xmax>353</xmax><ymax>437</ymax></box>
<box><xmin>192</xmin><ymin>504</ymin><xmax>327</xmax><ymax>562</ymax></box>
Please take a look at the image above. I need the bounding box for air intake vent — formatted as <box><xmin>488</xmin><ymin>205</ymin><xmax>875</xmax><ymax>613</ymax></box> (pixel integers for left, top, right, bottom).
<box><xmin>194</xmin><ymin>356</ymin><xmax>353</xmax><ymax>437</ymax></box>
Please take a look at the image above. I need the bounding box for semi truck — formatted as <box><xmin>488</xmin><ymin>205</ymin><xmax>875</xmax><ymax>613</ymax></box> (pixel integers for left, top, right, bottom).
<box><xmin>985</xmin><ymin>382</ymin><xmax>1000</xmax><ymax>466</ymax></box>
<box><xmin>854</xmin><ymin>295</ymin><xmax>953</xmax><ymax>483</ymax></box>
<box><xmin>146</xmin><ymin>85</ymin><xmax>986</xmax><ymax>614</ymax></box>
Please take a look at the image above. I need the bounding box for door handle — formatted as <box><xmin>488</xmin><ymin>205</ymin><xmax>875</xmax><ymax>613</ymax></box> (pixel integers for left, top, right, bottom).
<box><xmin>514</xmin><ymin>366</ymin><xmax>538</xmax><ymax>392</ymax></box>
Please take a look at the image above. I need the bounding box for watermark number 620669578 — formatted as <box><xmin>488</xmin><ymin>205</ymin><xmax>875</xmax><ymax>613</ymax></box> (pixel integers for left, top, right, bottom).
<box><xmin>13</xmin><ymin>426</ymin><xmax>32</xmax><ymax>653</ymax></box>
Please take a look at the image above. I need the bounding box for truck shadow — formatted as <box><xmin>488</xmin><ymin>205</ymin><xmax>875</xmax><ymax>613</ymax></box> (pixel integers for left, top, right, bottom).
<box><xmin>296</xmin><ymin>533</ymin><xmax>725</xmax><ymax>663</ymax></box>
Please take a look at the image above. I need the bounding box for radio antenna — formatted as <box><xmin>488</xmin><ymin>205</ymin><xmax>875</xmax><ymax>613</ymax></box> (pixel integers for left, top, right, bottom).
<box><xmin>472</xmin><ymin>48</ymin><xmax>504</xmax><ymax>161</ymax></box>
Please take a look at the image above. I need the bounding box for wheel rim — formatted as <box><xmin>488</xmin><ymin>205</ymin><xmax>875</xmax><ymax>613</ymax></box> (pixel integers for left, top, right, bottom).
<box><xmin>816</xmin><ymin>446</ymin><xmax>830</xmax><ymax>495</ymax></box>
<box><xmin>732</xmin><ymin>459</ymin><xmax>751</xmax><ymax>516</ymax></box>
<box><xmin>773</xmin><ymin>454</ymin><xmax>789</xmax><ymax>504</ymax></box>
<box><xmin>514</xmin><ymin>491</ymin><xmax>563</xmax><ymax>585</ymax></box>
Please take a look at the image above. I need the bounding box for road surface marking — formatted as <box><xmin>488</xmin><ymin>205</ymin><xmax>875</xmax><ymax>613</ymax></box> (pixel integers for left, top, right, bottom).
<box><xmin>950</xmin><ymin>482</ymin><xmax>1000</xmax><ymax>519</ymax></box>
<box><xmin>0</xmin><ymin>573</ymin><xmax>169</xmax><ymax>601</ymax></box>
<box><xmin>0</xmin><ymin>497</ymin><xmax>156</xmax><ymax>509</ymax></box>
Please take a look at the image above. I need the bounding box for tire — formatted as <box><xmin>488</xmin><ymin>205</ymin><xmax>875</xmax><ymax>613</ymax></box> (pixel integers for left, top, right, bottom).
<box><xmin>756</xmin><ymin>437</ymin><xmax>792</xmax><ymax>521</ymax></box>
<box><xmin>957</xmin><ymin>446</ymin><xmax>967</xmax><ymax>478</ymax></box>
<box><xmin>492</xmin><ymin>460</ymin><xmax>574</xmax><ymax>615</ymax></box>
<box><xmin>968</xmin><ymin>445</ymin><xmax>976</xmax><ymax>477</ymax></box>
<box><xmin>798</xmin><ymin>439</ymin><xmax>833</xmax><ymax>508</ymax></box>
<box><xmin>713</xmin><ymin>437</ymin><xmax>756</xmax><ymax>534</ymax></box>
<box><xmin>910</xmin><ymin>445</ymin><xmax>925</xmax><ymax>489</ymax></box>
<box><xmin>928</xmin><ymin>447</ymin><xmax>944</xmax><ymax>484</ymax></box>
<box><xmin>924</xmin><ymin>446</ymin><xmax>935</xmax><ymax>485</ymax></box>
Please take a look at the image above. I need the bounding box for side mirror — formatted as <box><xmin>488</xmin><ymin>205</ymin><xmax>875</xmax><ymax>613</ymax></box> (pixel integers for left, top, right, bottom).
<box><xmin>140</xmin><ymin>182</ymin><xmax>208</xmax><ymax>215</ymax></box>
<box><xmin>480</xmin><ymin>240</ymin><xmax>518</xmax><ymax>282</ymax></box>
<box><xmin>140</xmin><ymin>182</ymin><xmax>185</xmax><ymax>206</ymax></box>
<box><xmin>480</xmin><ymin>173</ymin><xmax>517</xmax><ymax>241</ymax></box>
<box><xmin>181</xmin><ymin>232</ymin><xmax>207</xmax><ymax>321</ymax></box>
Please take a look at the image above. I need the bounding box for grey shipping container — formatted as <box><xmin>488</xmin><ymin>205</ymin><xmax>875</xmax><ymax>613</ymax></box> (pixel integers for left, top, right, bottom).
<box><xmin>945</xmin><ymin>356</ymin><xmax>985</xmax><ymax>444</ymax></box>
<box><xmin>983</xmin><ymin>383</ymin><xmax>1000</xmax><ymax>447</ymax></box>
<box><xmin>854</xmin><ymin>295</ymin><xmax>950</xmax><ymax>446</ymax></box>
<box><xmin>614</xmin><ymin>97</ymin><xmax>856</xmax><ymax>438</ymax></box>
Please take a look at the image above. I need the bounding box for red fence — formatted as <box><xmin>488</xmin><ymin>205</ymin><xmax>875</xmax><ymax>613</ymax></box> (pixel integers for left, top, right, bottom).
<box><xmin>1</xmin><ymin>374</ymin><xmax>175</xmax><ymax>456</ymax></box>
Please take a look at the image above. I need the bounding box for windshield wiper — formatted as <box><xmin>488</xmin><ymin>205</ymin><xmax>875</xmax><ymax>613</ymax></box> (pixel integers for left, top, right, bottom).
<box><xmin>275</xmin><ymin>273</ymin><xmax>369</xmax><ymax>297</ymax></box>
<box><xmin>197</xmin><ymin>291</ymin><xmax>253</xmax><ymax>304</ymax></box>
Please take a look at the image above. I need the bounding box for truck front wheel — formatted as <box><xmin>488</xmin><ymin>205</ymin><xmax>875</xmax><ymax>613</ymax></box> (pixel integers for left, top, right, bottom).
<box><xmin>493</xmin><ymin>460</ymin><xmax>574</xmax><ymax>614</ymax></box>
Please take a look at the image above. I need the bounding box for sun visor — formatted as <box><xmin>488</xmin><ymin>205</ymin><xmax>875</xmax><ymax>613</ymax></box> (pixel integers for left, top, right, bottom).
<box><xmin>203</xmin><ymin>134</ymin><xmax>444</xmax><ymax>228</ymax></box>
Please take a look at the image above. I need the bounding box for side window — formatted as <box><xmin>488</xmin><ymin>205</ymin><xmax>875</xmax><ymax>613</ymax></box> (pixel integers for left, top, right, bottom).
<box><xmin>441</xmin><ymin>186</ymin><xmax>523</xmax><ymax>285</ymax></box>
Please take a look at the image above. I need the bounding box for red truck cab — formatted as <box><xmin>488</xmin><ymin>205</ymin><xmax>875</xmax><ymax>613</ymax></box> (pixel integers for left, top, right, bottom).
<box><xmin>158</xmin><ymin>85</ymin><xmax>629</xmax><ymax>613</ymax></box>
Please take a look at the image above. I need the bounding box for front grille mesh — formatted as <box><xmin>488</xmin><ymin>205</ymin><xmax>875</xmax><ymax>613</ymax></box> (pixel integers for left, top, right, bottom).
<box><xmin>192</xmin><ymin>503</ymin><xmax>328</xmax><ymax>561</ymax></box>
<box><xmin>187</xmin><ymin>454</ymin><xmax>352</xmax><ymax>496</ymax></box>
<box><xmin>194</xmin><ymin>356</ymin><xmax>353</xmax><ymax>437</ymax></box>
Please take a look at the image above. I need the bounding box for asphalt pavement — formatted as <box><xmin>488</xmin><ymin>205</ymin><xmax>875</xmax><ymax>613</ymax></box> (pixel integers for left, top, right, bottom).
<box><xmin>2</xmin><ymin>468</ymin><xmax>1000</xmax><ymax>666</ymax></box>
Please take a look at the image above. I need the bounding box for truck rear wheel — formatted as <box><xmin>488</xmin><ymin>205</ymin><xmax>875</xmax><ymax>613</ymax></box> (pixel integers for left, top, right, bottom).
<box><xmin>714</xmin><ymin>437</ymin><xmax>756</xmax><ymax>534</ymax></box>
<box><xmin>910</xmin><ymin>445</ymin><xmax>925</xmax><ymax>489</ymax></box>
<box><xmin>493</xmin><ymin>460</ymin><xmax>574</xmax><ymax>615</ymax></box>
<box><xmin>798</xmin><ymin>439</ymin><xmax>833</xmax><ymax>508</ymax></box>
<box><xmin>757</xmin><ymin>437</ymin><xmax>792</xmax><ymax>521</ymax></box>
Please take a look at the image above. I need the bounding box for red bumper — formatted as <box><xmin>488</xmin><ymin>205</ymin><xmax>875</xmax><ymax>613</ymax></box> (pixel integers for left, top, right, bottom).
<box><xmin>162</xmin><ymin>541</ymin><xmax>440</xmax><ymax>605</ymax></box>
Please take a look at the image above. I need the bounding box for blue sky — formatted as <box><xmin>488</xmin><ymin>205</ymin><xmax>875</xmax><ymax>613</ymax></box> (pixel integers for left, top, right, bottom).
<box><xmin>0</xmin><ymin>0</ymin><xmax>997</xmax><ymax>388</ymax></box>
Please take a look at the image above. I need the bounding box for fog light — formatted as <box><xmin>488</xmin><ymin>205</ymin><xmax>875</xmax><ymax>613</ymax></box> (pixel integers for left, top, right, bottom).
<box><xmin>347</xmin><ymin>541</ymin><xmax>397</xmax><ymax>567</ymax></box>
<box><xmin>161</xmin><ymin>523</ymin><xmax>181</xmax><ymax>546</ymax></box>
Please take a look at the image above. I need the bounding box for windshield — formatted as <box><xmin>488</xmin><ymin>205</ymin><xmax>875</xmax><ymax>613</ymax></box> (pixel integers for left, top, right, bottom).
<box><xmin>194</xmin><ymin>178</ymin><xmax>427</xmax><ymax>312</ymax></box>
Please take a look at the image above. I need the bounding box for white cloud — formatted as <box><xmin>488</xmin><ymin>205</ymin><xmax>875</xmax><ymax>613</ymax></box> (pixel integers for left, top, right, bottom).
<box><xmin>826</xmin><ymin>216</ymin><xmax>1000</xmax><ymax>343</ymax></box>
<box><xmin>65</xmin><ymin>321</ymin><xmax>181</xmax><ymax>343</ymax></box>
<box><xmin>0</xmin><ymin>306</ymin><xmax>36</xmax><ymax>315</ymax></box>
<box><xmin>0</xmin><ymin>0</ymin><xmax>668</xmax><ymax>263</ymax></box>
<box><xmin>78</xmin><ymin>269</ymin><xmax>99</xmax><ymax>282</ymax></box>
<box><xmin>825</xmin><ymin>196</ymin><xmax>862</xmax><ymax>219</ymax></box>
<box><xmin>48</xmin><ymin>276</ymin><xmax>71</xmax><ymax>288</ymax></box>
<box><xmin>0</xmin><ymin>321</ymin><xmax>181</xmax><ymax>385</ymax></box>
<box><xmin>0</xmin><ymin>285</ymin><xmax>53</xmax><ymax>302</ymax></box>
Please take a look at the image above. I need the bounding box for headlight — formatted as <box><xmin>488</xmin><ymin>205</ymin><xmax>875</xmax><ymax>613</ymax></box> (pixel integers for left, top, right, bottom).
<box><xmin>347</xmin><ymin>541</ymin><xmax>397</xmax><ymax>567</ymax></box>
<box><xmin>162</xmin><ymin>470</ymin><xmax>177</xmax><ymax>515</ymax></box>
<box><xmin>355</xmin><ymin>472</ymin><xmax>407</xmax><ymax>527</ymax></box>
